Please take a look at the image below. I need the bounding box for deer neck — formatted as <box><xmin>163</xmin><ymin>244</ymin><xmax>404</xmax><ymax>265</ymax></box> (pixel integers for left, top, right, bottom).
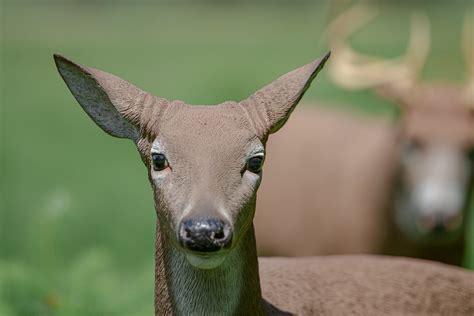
<box><xmin>154</xmin><ymin>219</ymin><xmax>266</xmax><ymax>315</ymax></box>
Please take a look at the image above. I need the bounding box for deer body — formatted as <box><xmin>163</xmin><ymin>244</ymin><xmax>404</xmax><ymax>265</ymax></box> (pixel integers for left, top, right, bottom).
<box><xmin>54</xmin><ymin>53</ymin><xmax>474</xmax><ymax>315</ymax></box>
<box><xmin>256</xmin><ymin>106</ymin><xmax>398</xmax><ymax>257</ymax></box>
<box><xmin>259</xmin><ymin>256</ymin><xmax>474</xmax><ymax>315</ymax></box>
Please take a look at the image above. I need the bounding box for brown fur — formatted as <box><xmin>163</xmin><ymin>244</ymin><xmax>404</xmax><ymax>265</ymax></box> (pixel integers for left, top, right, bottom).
<box><xmin>256</xmin><ymin>106</ymin><xmax>398</xmax><ymax>256</ymax></box>
<box><xmin>260</xmin><ymin>255</ymin><xmax>474</xmax><ymax>315</ymax></box>
<box><xmin>54</xmin><ymin>53</ymin><xmax>474</xmax><ymax>315</ymax></box>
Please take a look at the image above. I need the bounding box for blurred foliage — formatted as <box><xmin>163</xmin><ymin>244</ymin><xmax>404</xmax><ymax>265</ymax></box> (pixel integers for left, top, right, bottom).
<box><xmin>0</xmin><ymin>251</ymin><xmax>153</xmax><ymax>315</ymax></box>
<box><xmin>0</xmin><ymin>0</ymin><xmax>473</xmax><ymax>314</ymax></box>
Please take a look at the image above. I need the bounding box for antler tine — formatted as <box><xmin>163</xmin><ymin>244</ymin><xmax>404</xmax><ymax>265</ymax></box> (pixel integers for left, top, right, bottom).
<box><xmin>326</xmin><ymin>3</ymin><xmax>379</xmax><ymax>50</ymax></box>
<box><xmin>327</xmin><ymin>3</ymin><xmax>431</xmax><ymax>93</ymax></box>
<box><xmin>462</xmin><ymin>12</ymin><xmax>474</xmax><ymax>102</ymax></box>
<box><xmin>326</xmin><ymin>3</ymin><xmax>386</xmax><ymax>90</ymax></box>
<box><xmin>405</xmin><ymin>13</ymin><xmax>431</xmax><ymax>80</ymax></box>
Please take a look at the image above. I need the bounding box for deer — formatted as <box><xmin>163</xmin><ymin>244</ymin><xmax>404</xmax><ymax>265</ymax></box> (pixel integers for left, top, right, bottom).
<box><xmin>54</xmin><ymin>52</ymin><xmax>474</xmax><ymax>315</ymax></box>
<box><xmin>255</xmin><ymin>5</ymin><xmax>474</xmax><ymax>266</ymax></box>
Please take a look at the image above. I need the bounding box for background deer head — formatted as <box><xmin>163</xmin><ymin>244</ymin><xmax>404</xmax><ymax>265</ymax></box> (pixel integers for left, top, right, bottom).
<box><xmin>327</xmin><ymin>4</ymin><xmax>474</xmax><ymax>241</ymax></box>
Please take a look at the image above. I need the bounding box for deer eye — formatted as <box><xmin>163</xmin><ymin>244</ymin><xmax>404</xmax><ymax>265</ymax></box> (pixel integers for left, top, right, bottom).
<box><xmin>151</xmin><ymin>153</ymin><xmax>169</xmax><ymax>171</ymax></box>
<box><xmin>246</xmin><ymin>155</ymin><xmax>264</xmax><ymax>173</ymax></box>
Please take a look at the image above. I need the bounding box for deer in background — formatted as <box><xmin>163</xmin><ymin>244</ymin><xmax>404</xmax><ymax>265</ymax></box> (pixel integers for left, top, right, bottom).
<box><xmin>54</xmin><ymin>51</ymin><xmax>474</xmax><ymax>315</ymax></box>
<box><xmin>328</xmin><ymin>6</ymin><xmax>474</xmax><ymax>263</ymax></box>
<box><xmin>255</xmin><ymin>5</ymin><xmax>474</xmax><ymax>266</ymax></box>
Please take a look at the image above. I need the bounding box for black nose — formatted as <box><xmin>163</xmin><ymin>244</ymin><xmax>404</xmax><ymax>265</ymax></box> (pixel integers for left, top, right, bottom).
<box><xmin>417</xmin><ymin>212</ymin><xmax>463</xmax><ymax>233</ymax></box>
<box><xmin>179</xmin><ymin>218</ymin><xmax>233</xmax><ymax>253</ymax></box>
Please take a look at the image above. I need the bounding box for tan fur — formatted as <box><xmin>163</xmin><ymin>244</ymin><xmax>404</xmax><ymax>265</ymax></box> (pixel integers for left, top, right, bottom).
<box><xmin>256</xmin><ymin>106</ymin><xmax>398</xmax><ymax>256</ymax></box>
<box><xmin>54</xmin><ymin>53</ymin><xmax>474</xmax><ymax>315</ymax></box>
<box><xmin>260</xmin><ymin>255</ymin><xmax>474</xmax><ymax>315</ymax></box>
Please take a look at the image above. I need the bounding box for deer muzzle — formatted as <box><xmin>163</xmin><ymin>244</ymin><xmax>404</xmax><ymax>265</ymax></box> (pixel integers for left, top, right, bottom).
<box><xmin>179</xmin><ymin>217</ymin><xmax>233</xmax><ymax>253</ymax></box>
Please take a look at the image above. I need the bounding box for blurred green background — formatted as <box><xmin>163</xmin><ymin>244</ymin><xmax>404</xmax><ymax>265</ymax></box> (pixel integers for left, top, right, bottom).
<box><xmin>1</xmin><ymin>0</ymin><xmax>473</xmax><ymax>315</ymax></box>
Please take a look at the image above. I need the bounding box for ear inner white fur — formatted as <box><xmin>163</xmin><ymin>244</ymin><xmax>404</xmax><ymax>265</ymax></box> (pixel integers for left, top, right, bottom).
<box><xmin>54</xmin><ymin>54</ymin><xmax>148</xmax><ymax>142</ymax></box>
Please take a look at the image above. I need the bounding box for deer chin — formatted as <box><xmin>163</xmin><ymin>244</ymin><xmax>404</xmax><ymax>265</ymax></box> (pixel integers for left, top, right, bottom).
<box><xmin>185</xmin><ymin>252</ymin><xmax>227</xmax><ymax>269</ymax></box>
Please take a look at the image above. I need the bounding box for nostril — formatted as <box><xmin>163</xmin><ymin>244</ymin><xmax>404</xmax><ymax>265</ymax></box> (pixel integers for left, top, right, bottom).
<box><xmin>185</xmin><ymin>230</ymin><xmax>192</xmax><ymax>239</ymax></box>
<box><xmin>416</xmin><ymin>214</ymin><xmax>438</xmax><ymax>232</ymax></box>
<box><xmin>179</xmin><ymin>222</ymin><xmax>193</xmax><ymax>241</ymax></box>
<box><xmin>214</xmin><ymin>231</ymin><xmax>225</xmax><ymax>240</ymax></box>
<box><xmin>416</xmin><ymin>211</ymin><xmax>463</xmax><ymax>234</ymax></box>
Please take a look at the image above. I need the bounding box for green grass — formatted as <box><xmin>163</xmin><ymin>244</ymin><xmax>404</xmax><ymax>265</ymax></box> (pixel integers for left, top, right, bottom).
<box><xmin>1</xmin><ymin>1</ymin><xmax>473</xmax><ymax>314</ymax></box>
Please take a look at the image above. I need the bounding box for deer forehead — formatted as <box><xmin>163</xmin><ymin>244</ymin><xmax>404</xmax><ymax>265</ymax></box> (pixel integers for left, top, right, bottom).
<box><xmin>406</xmin><ymin>85</ymin><xmax>471</xmax><ymax>108</ymax></box>
<box><xmin>403</xmin><ymin>107</ymin><xmax>474</xmax><ymax>146</ymax></box>
<box><xmin>153</xmin><ymin>104</ymin><xmax>261</xmax><ymax>153</ymax></box>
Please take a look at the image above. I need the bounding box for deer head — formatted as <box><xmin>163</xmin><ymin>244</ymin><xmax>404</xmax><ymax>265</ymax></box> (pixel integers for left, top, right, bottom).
<box><xmin>54</xmin><ymin>53</ymin><xmax>330</xmax><ymax>269</ymax></box>
<box><xmin>327</xmin><ymin>5</ymin><xmax>474</xmax><ymax>241</ymax></box>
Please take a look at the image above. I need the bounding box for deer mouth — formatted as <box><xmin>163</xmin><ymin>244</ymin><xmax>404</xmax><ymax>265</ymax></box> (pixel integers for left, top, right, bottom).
<box><xmin>396</xmin><ymin>200</ymin><xmax>464</xmax><ymax>244</ymax></box>
<box><xmin>179</xmin><ymin>237</ymin><xmax>233</xmax><ymax>269</ymax></box>
<box><xmin>184</xmin><ymin>252</ymin><xmax>229</xmax><ymax>269</ymax></box>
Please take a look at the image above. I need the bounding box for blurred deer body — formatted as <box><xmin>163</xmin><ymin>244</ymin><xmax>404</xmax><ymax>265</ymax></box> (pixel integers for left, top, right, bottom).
<box><xmin>256</xmin><ymin>106</ymin><xmax>398</xmax><ymax>256</ymax></box>
<box><xmin>256</xmin><ymin>7</ymin><xmax>474</xmax><ymax>265</ymax></box>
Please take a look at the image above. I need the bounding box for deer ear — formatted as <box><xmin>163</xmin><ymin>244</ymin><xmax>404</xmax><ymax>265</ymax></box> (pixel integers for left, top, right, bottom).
<box><xmin>240</xmin><ymin>52</ymin><xmax>330</xmax><ymax>136</ymax></box>
<box><xmin>54</xmin><ymin>54</ymin><xmax>155</xmax><ymax>143</ymax></box>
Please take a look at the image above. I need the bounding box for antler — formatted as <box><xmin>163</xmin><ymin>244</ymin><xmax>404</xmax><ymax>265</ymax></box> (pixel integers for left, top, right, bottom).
<box><xmin>463</xmin><ymin>12</ymin><xmax>474</xmax><ymax>103</ymax></box>
<box><xmin>326</xmin><ymin>4</ymin><xmax>431</xmax><ymax>94</ymax></box>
